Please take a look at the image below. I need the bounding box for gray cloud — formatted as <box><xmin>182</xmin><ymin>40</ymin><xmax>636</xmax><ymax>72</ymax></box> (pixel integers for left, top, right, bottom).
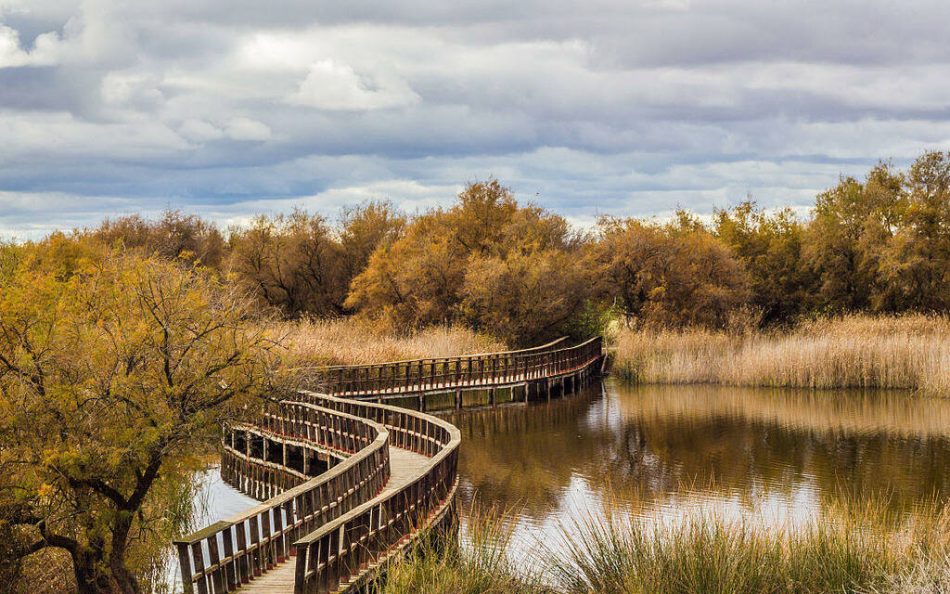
<box><xmin>0</xmin><ymin>0</ymin><xmax>949</xmax><ymax>238</ymax></box>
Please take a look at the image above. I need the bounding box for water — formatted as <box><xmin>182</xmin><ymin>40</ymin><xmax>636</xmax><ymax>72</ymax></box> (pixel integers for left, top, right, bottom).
<box><xmin>177</xmin><ymin>379</ymin><xmax>950</xmax><ymax>586</ymax></box>
<box><xmin>446</xmin><ymin>379</ymin><xmax>950</xmax><ymax>561</ymax></box>
<box><xmin>166</xmin><ymin>469</ymin><xmax>257</xmax><ymax>592</ymax></box>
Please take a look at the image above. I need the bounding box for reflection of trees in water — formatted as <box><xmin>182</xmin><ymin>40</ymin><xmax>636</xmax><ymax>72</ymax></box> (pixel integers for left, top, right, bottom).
<box><xmin>449</xmin><ymin>386</ymin><xmax>613</xmax><ymax>516</ymax></box>
<box><xmin>611</xmin><ymin>383</ymin><xmax>950</xmax><ymax>514</ymax></box>
<box><xmin>454</xmin><ymin>380</ymin><xmax>950</xmax><ymax>521</ymax></box>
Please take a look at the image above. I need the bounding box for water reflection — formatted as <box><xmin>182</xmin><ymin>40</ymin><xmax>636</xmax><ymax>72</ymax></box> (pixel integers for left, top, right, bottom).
<box><xmin>449</xmin><ymin>380</ymin><xmax>950</xmax><ymax>528</ymax></box>
<box><xmin>174</xmin><ymin>381</ymin><xmax>950</xmax><ymax>589</ymax></box>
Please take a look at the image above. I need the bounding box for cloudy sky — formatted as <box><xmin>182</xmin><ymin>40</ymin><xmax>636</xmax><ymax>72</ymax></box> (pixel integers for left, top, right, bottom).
<box><xmin>1</xmin><ymin>0</ymin><xmax>949</xmax><ymax>237</ymax></box>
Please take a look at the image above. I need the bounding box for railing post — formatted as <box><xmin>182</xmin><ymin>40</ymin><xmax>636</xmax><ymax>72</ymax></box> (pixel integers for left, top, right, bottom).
<box><xmin>176</xmin><ymin>543</ymin><xmax>194</xmax><ymax>594</ymax></box>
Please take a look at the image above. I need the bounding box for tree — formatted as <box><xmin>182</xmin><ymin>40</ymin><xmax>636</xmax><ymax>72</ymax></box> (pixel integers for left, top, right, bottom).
<box><xmin>0</xmin><ymin>245</ymin><xmax>274</xmax><ymax>594</ymax></box>
<box><xmin>345</xmin><ymin>181</ymin><xmax>588</xmax><ymax>343</ymax></box>
<box><xmin>88</xmin><ymin>210</ymin><xmax>226</xmax><ymax>269</ymax></box>
<box><xmin>339</xmin><ymin>201</ymin><xmax>407</xmax><ymax>283</ymax></box>
<box><xmin>877</xmin><ymin>151</ymin><xmax>950</xmax><ymax>311</ymax></box>
<box><xmin>346</xmin><ymin>211</ymin><xmax>466</xmax><ymax>331</ymax></box>
<box><xmin>228</xmin><ymin>210</ymin><xmax>348</xmax><ymax>318</ymax></box>
<box><xmin>592</xmin><ymin>216</ymin><xmax>751</xmax><ymax>329</ymax></box>
<box><xmin>803</xmin><ymin>163</ymin><xmax>903</xmax><ymax>313</ymax></box>
<box><xmin>460</xmin><ymin>249</ymin><xmax>590</xmax><ymax>345</ymax></box>
<box><xmin>714</xmin><ymin>201</ymin><xmax>814</xmax><ymax>324</ymax></box>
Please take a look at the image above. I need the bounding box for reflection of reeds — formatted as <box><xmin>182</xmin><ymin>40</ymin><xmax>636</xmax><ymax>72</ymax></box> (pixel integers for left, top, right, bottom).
<box><xmin>376</xmin><ymin>497</ymin><xmax>950</xmax><ymax>594</ymax></box>
<box><xmin>271</xmin><ymin>317</ymin><xmax>506</xmax><ymax>367</ymax></box>
<box><xmin>613</xmin><ymin>314</ymin><xmax>950</xmax><ymax>395</ymax></box>
<box><xmin>613</xmin><ymin>383</ymin><xmax>950</xmax><ymax>439</ymax></box>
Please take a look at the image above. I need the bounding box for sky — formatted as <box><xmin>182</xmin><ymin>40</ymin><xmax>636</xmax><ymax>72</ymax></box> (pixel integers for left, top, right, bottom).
<box><xmin>1</xmin><ymin>0</ymin><xmax>949</xmax><ymax>238</ymax></box>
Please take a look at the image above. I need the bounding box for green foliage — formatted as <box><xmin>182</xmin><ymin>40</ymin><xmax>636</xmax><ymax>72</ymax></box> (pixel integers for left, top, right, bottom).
<box><xmin>375</xmin><ymin>506</ymin><xmax>549</xmax><ymax>594</ymax></box>
<box><xmin>550</xmin><ymin>509</ymin><xmax>897</xmax><ymax>594</ymax></box>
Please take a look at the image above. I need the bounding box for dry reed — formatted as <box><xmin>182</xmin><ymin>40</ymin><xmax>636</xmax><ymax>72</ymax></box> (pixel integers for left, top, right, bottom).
<box><xmin>612</xmin><ymin>314</ymin><xmax>950</xmax><ymax>395</ymax></box>
<box><xmin>272</xmin><ymin>317</ymin><xmax>507</xmax><ymax>367</ymax></box>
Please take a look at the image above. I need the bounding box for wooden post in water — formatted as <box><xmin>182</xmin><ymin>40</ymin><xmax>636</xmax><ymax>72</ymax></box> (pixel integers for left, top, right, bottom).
<box><xmin>455</xmin><ymin>388</ymin><xmax>462</xmax><ymax>410</ymax></box>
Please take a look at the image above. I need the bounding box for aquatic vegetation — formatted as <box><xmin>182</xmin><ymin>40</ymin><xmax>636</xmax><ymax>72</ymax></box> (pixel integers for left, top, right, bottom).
<box><xmin>612</xmin><ymin>313</ymin><xmax>950</xmax><ymax>394</ymax></box>
<box><xmin>380</xmin><ymin>499</ymin><xmax>950</xmax><ymax>594</ymax></box>
<box><xmin>374</xmin><ymin>505</ymin><xmax>550</xmax><ymax>594</ymax></box>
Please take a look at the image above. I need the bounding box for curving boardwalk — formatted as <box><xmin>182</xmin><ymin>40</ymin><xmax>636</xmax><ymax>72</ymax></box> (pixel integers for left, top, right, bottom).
<box><xmin>175</xmin><ymin>337</ymin><xmax>603</xmax><ymax>594</ymax></box>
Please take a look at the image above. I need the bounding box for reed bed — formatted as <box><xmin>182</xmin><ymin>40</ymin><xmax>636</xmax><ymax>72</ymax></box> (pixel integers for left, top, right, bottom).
<box><xmin>272</xmin><ymin>318</ymin><xmax>506</xmax><ymax>367</ymax></box>
<box><xmin>613</xmin><ymin>314</ymin><xmax>950</xmax><ymax>395</ymax></box>
<box><xmin>550</xmin><ymin>498</ymin><xmax>950</xmax><ymax>594</ymax></box>
<box><xmin>374</xmin><ymin>506</ymin><xmax>549</xmax><ymax>594</ymax></box>
<box><xmin>378</xmin><ymin>500</ymin><xmax>950</xmax><ymax>594</ymax></box>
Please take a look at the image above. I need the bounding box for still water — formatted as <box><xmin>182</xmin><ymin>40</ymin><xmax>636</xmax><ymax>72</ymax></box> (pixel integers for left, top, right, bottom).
<box><xmin>446</xmin><ymin>379</ymin><xmax>950</xmax><ymax>557</ymax></box>
<box><xmin>178</xmin><ymin>379</ymin><xmax>950</xmax><ymax>586</ymax></box>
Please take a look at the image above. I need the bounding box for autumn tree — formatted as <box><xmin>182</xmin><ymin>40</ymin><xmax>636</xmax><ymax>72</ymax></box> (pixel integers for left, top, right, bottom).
<box><xmin>346</xmin><ymin>181</ymin><xmax>589</xmax><ymax>344</ymax></box>
<box><xmin>346</xmin><ymin>211</ymin><xmax>464</xmax><ymax>330</ymax></box>
<box><xmin>460</xmin><ymin>249</ymin><xmax>589</xmax><ymax>345</ymax></box>
<box><xmin>592</xmin><ymin>215</ymin><xmax>751</xmax><ymax>329</ymax></box>
<box><xmin>228</xmin><ymin>210</ymin><xmax>348</xmax><ymax>317</ymax></box>
<box><xmin>0</xmin><ymin>242</ymin><xmax>274</xmax><ymax>594</ymax></box>
<box><xmin>339</xmin><ymin>201</ymin><xmax>406</xmax><ymax>281</ymax></box>
<box><xmin>876</xmin><ymin>151</ymin><xmax>950</xmax><ymax>312</ymax></box>
<box><xmin>803</xmin><ymin>163</ymin><xmax>904</xmax><ymax>312</ymax></box>
<box><xmin>88</xmin><ymin>210</ymin><xmax>226</xmax><ymax>269</ymax></box>
<box><xmin>713</xmin><ymin>201</ymin><xmax>814</xmax><ymax>324</ymax></box>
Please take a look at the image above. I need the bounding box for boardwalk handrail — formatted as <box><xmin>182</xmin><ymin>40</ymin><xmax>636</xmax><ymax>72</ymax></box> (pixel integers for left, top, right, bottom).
<box><xmin>174</xmin><ymin>403</ymin><xmax>390</xmax><ymax>594</ymax></box>
<box><xmin>305</xmin><ymin>336</ymin><xmax>600</xmax><ymax>397</ymax></box>
<box><xmin>291</xmin><ymin>394</ymin><xmax>461</xmax><ymax>594</ymax></box>
<box><xmin>176</xmin><ymin>336</ymin><xmax>604</xmax><ymax>594</ymax></box>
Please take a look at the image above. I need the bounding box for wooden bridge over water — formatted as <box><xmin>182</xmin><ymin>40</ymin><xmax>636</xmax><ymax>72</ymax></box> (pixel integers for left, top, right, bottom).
<box><xmin>174</xmin><ymin>336</ymin><xmax>603</xmax><ymax>594</ymax></box>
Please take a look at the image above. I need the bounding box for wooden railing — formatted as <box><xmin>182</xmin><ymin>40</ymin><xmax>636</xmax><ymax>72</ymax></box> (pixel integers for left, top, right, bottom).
<box><xmin>176</xmin><ymin>336</ymin><xmax>604</xmax><ymax>594</ymax></box>
<box><xmin>175</xmin><ymin>403</ymin><xmax>390</xmax><ymax>594</ymax></box>
<box><xmin>306</xmin><ymin>336</ymin><xmax>600</xmax><ymax>397</ymax></box>
<box><xmin>291</xmin><ymin>397</ymin><xmax>461</xmax><ymax>594</ymax></box>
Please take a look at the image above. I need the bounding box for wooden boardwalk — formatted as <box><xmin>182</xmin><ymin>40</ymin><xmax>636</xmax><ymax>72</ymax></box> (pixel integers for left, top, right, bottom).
<box><xmin>175</xmin><ymin>337</ymin><xmax>603</xmax><ymax>594</ymax></box>
<box><xmin>236</xmin><ymin>448</ymin><xmax>429</xmax><ymax>594</ymax></box>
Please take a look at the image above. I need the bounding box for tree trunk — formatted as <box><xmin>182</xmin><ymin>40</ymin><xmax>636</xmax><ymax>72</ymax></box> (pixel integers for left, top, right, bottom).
<box><xmin>72</xmin><ymin>543</ymin><xmax>121</xmax><ymax>594</ymax></box>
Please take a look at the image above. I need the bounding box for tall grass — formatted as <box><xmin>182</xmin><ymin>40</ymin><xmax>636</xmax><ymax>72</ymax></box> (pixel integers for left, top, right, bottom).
<box><xmin>549</xmin><ymin>500</ymin><xmax>930</xmax><ymax>594</ymax></box>
<box><xmin>378</xmin><ymin>500</ymin><xmax>950</xmax><ymax>594</ymax></box>
<box><xmin>374</xmin><ymin>505</ymin><xmax>549</xmax><ymax>594</ymax></box>
<box><xmin>613</xmin><ymin>314</ymin><xmax>950</xmax><ymax>395</ymax></box>
<box><xmin>273</xmin><ymin>318</ymin><xmax>507</xmax><ymax>367</ymax></box>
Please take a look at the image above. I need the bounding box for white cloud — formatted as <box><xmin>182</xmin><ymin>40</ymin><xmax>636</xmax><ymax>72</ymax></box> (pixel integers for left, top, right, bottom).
<box><xmin>289</xmin><ymin>59</ymin><xmax>420</xmax><ymax>110</ymax></box>
<box><xmin>225</xmin><ymin>117</ymin><xmax>271</xmax><ymax>141</ymax></box>
<box><xmin>178</xmin><ymin>118</ymin><xmax>224</xmax><ymax>142</ymax></box>
<box><xmin>0</xmin><ymin>23</ymin><xmax>59</xmax><ymax>67</ymax></box>
<box><xmin>0</xmin><ymin>0</ymin><xmax>949</xmax><ymax>236</ymax></box>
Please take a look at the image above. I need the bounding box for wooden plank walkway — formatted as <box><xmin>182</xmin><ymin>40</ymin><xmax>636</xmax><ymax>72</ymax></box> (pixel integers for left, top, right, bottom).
<box><xmin>233</xmin><ymin>447</ymin><xmax>430</xmax><ymax>594</ymax></box>
<box><xmin>177</xmin><ymin>338</ymin><xmax>603</xmax><ymax>594</ymax></box>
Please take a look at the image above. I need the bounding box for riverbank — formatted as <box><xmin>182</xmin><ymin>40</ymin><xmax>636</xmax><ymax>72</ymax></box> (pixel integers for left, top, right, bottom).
<box><xmin>612</xmin><ymin>314</ymin><xmax>950</xmax><ymax>395</ymax></box>
<box><xmin>376</xmin><ymin>500</ymin><xmax>950</xmax><ymax>594</ymax></box>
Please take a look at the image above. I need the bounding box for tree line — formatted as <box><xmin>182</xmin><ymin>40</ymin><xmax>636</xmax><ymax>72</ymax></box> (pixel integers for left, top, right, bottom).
<box><xmin>1</xmin><ymin>149</ymin><xmax>947</xmax><ymax>594</ymax></box>
<box><xmin>62</xmin><ymin>149</ymin><xmax>950</xmax><ymax>344</ymax></box>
